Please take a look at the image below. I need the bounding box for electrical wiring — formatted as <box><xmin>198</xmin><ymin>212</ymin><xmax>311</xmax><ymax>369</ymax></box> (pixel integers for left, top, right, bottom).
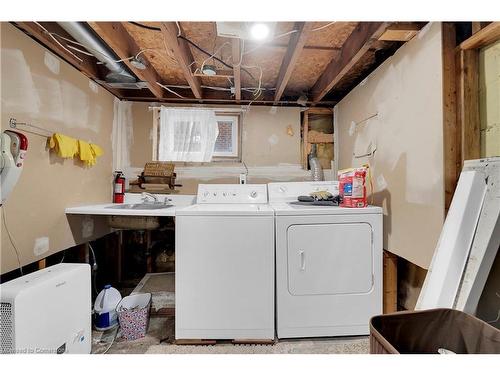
<box><xmin>66</xmin><ymin>44</ymin><xmax>96</xmax><ymax>56</ymax></box>
<box><xmin>200</xmin><ymin>41</ymin><xmax>231</xmax><ymax>73</ymax></box>
<box><xmin>178</xmin><ymin>35</ymin><xmax>256</xmax><ymax>81</ymax></box>
<box><xmin>126</xmin><ymin>22</ymin><xmax>259</xmax><ymax>83</ymax></box>
<box><xmin>2</xmin><ymin>209</ymin><xmax>23</xmax><ymax>275</ymax></box>
<box><xmin>88</xmin><ymin>243</ymin><xmax>99</xmax><ymax>295</ymax></box>
<box><xmin>241</xmin><ymin>65</ymin><xmax>263</xmax><ymax>98</ymax></box>
<box><xmin>156</xmin><ymin>82</ymin><xmax>186</xmax><ymax>98</ymax></box>
<box><xmin>156</xmin><ymin>83</ymin><xmax>275</xmax><ymax>92</ymax></box>
<box><xmin>232</xmin><ymin>38</ymin><xmax>245</xmax><ymax>68</ymax></box>
<box><xmin>50</xmin><ymin>31</ymin><xmax>119</xmax><ymax>62</ymax></box>
<box><xmin>34</xmin><ymin>22</ymin><xmax>83</xmax><ymax>62</ymax></box>
<box><xmin>311</xmin><ymin>22</ymin><xmax>337</xmax><ymax>32</ymax></box>
<box><xmin>129</xmin><ymin>21</ymin><xmax>161</xmax><ymax>32</ymax></box>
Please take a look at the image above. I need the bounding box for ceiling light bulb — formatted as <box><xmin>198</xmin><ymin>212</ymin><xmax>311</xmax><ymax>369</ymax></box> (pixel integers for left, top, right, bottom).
<box><xmin>250</xmin><ymin>23</ymin><xmax>270</xmax><ymax>40</ymax></box>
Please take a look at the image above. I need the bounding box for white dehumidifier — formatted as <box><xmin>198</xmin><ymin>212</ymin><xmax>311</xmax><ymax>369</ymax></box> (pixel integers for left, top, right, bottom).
<box><xmin>0</xmin><ymin>263</ymin><xmax>91</xmax><ymax>354</ymax></box>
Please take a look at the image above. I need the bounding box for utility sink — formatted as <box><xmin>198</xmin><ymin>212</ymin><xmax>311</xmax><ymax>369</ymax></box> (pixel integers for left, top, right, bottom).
<box><xmin>105</xmin><ymin>203</ymin><xmax>173</xmax><ymax>210</ymax></box>
<box><xmin>106</xmin><ymin>202</ymin><xmax>173</xmax><ymax>229</ymax></box>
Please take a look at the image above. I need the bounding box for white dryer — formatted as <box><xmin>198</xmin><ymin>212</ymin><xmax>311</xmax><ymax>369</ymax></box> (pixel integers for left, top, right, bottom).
<box><xmin>175</xmin><ymin>184</ymin><xmax>274</xmax><ymax>340</ymax></box>
<box><xmin>268</xmin><ymin>181</ymin><xmax>383</xmax><ymax>338</ymax></box>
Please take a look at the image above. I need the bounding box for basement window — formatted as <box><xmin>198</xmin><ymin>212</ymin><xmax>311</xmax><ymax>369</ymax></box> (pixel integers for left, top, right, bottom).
<box><xmin>153</xmin><ymin>109</ymin><xmax>241</xmax><ymax>163</ymax></box>
<box><xmin>213</xmin><ymin>114</ymin><xmax>240</xmax><ymax>159</ymax></box>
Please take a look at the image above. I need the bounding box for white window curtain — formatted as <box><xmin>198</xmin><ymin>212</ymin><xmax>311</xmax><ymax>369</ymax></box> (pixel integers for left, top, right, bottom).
<box><xmin>158</xmin><ymin>107</ymin><xmax>219</xmax><ymax>162</ymax></box>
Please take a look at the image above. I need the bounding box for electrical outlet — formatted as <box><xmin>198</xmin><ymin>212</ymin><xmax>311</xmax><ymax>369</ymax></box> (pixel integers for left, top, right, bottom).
<box><xmin>239</xmin><ymin>173</ymin><xmax>247</xmax><ymax>184</ymax></box>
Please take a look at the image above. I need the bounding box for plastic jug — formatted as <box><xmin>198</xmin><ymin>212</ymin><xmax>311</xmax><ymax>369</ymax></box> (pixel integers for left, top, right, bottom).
<box><xmin>94</xmin><ymin>284</ymin><xmax>122</xmax><ymax>331</ymax></box>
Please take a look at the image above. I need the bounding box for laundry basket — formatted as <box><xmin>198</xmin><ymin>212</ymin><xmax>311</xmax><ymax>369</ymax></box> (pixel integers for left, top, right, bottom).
<box><xmin>116</xmin><ymin>293</ymin><xmax>152</xmax><ymax>341</ymax></box>
<box><xmin>370</xmin><ymin>308</ymin><xmax>500</xmax><ymax>354</ymax></box>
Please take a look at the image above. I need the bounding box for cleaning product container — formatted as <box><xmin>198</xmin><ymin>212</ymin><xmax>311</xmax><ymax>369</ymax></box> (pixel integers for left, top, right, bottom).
<box><xmin>370</xmin><ymin>308</ymin><xmax>500</xmax><ymax>354</ymax></box>
<box><xmin>116</xmin><ymin>293</ymin><xmax>152</xmax><ymax>340</ymax></box>
<box><xmin>94</xmin><ymin>284</ymin><xmax>122</xmax><ymax>331</ymax></box>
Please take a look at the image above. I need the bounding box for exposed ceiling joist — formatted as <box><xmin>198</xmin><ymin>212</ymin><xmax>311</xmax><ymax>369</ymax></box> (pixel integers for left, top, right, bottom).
<box><xmin>311</xmin><ymin>22</ymin><xmax>390</xmax><ymax>103</ymax></box>
<box><xmin>160</xmin><ymin>22</ymin><xmax>203</xmax><ymax>99</ymax></box>
<box><xmin>460</xmin><ymin>22</ymin><xmax>500</xmax><ymax>50</ymax></box>
<box><xmin>232</xmin><ymin>39</ymin><xmax>242</xmax><ymax>102</ymax></box>
<box><xmin>274</xmin><ymin>22</ymin><xmax>314</xmax><ymax>104</ymax></box>
<box><xmin>378</xmin><ymin>22</ymin><xmax>422</xmax><ymax>41</ymax></box>
<box><xmin>89</xmin><ymin>22</ymin><xmax>164</xmax><ymax>99</ymax></box>
<box><xmin>15</xmin><ymin>22</ymin><xmax>100</xmax><ymax>80</ymax></box>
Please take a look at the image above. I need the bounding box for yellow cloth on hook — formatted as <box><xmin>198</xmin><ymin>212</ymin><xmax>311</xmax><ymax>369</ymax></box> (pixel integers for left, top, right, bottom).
<box><xmin>49</xmin><ymin>133</ymin><xmax>103</xmax><ymax>166</ymax></box>
<box><xmin>78</xmin><ymin>140</ymin><xmax>104</xmax><ymax>166</ymax></box>
<box><xmin>48</xmin><ymin>133</ymin><xmax>79</xmax><ymax>158</ymax></box>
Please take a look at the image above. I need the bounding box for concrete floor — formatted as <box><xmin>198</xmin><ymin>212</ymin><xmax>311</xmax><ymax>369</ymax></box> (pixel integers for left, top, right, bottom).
<box><xmin>92</xmin><ymin>316</ymin><xmax>369</xmax><ymax>354</ymax></box>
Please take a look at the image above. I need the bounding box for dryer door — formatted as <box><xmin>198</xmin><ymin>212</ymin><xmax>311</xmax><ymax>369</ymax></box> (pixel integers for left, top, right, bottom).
<box><xmin>287</xmin><ymin>223</ymin><xmax>373</xmax><ymax>296</ymax></box>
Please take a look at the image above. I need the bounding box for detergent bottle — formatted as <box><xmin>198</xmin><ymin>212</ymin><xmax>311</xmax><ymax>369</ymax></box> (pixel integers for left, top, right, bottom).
<box><xmin>94</xmin><ymin>285</ymin><xmax>122</xmax><ymax>331</ymax></box>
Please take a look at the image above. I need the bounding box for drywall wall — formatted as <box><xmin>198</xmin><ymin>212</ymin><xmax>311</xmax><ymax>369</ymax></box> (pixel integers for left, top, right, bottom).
<box><xmin>1</xmin><ymin>23</ymin><xmax>114</xmax><ymax>274</ymax></box>
<box><xmin>334</xmin><ymin>22</ymin><xmax>444</xmax><ymax>269</ymax></box>
<box><xmin>130</xmin><ymin>101</ymin><xmax>153</xmax><ymax>168</ymax></box>
<box><xmin>125</xmin><ymin>104</ymin><xmax>309</xmax><ymax>194</ymax></box>
<box><xmin>479</xmin><ymin>39</ymin><xmax>500</xmax><ymax>158</ymax></box>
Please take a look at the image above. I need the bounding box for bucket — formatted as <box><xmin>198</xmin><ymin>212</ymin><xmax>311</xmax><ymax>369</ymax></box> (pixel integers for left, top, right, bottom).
<box><xmin>94</xmin><ymin>284</ymin><xmax>122</xmax><ymax>331</ymax></box>
<box><xmin>370</xmin><ymin>308</ymin><xmax>500</xmax><ymax>354</ymax></box>
<box><xmin>117</xmin><ymin>293</ymin><xmax>152</xmax><ymax>340</ymax></box>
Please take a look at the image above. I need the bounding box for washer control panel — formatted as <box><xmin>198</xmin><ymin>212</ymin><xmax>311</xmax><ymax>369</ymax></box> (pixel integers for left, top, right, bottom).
<box><xmin>197</xmin><ymin>184</ymin><xmax>268</xmax><ymax>204</ymax></box>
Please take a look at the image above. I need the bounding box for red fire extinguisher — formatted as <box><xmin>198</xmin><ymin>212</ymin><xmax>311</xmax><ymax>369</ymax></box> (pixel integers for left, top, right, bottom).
<box><xmin>113</xmin><ymin>171</ymin><xmax>125</xmax><ymax>203</ymax></box>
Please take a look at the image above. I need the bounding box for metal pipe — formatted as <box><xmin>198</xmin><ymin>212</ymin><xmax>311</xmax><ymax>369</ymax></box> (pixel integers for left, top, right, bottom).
<box><xmin>57</xmin><ymin>22</ymin><xmax>135</xmax><ymax>83</ymax></box>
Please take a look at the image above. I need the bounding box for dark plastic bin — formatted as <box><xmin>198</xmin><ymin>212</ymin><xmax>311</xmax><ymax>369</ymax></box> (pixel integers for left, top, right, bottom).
<box><xmin>370</xmin><ymin>308</ymin><xmax>500</xmax><ymax>354</ymax></box>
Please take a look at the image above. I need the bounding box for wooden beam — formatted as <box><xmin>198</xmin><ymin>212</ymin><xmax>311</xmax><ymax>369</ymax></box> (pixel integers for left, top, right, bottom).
<box><xmin>442</xmin><ymin>23</ymin><xmax>460</xmax><ymax>211</ymax></box>
<box><xmin>311</xmin><ymin>22</ymin><xmax>390</xmax><ymax>103</ymax></box>
<box><xmin>38</xmin><ymin>259</ymin><xmax>46</xmax><ymax>270</ymax></box>
<box><xmin>274</xmin><ymin>22</ymin><xmax>313</xmax><ymax>104</ymax></box>
<box><xmin>383</xmin><ymin>251</ymin><xmax>398</xmax><ymax>314</ymax></box>
<box><xmin>89</xmin><ymin>22</ymin><xmax>164</xmax><ymax>99</ymax></box>
<box><xmin>245</xmin><ymin>42</ymin><xmax>341</xmax><ymax>52</ymax></box>
<box><xmin>471</xmin><ymin>22</ymin><xmax>491</xmax><ymax>35</ymax></box>
<box><xmin>378</xmin><ymin>22</ymin><xmax>421</xmax><ymax>42</ymax></box>
<box><xmin>13</xmin><ymin>22</ymin><xmax>125</xmax><ymax>99</ymax></box>
<box><xmin>460</xmin><ymin>22</ymin><xmax>500</xmax><ymax>50</ymax></box>
<box><xmin>160</xmin><ymin>22</ymin><xmax>202</xmax><ymax>99</ymax></box>
<box><xmin>14</xmin><ymin>22</ymin><xmax>100</xmax><ymax>79</ymax></box>
<box><xmin>231</xmin><ymin>39</ymin><xmax>242</xmax><ymax>102</ymax></box>
<box><xmin>457</xmin><ymin>48</ymin><xmax>481</xmax><ymax>162</ymax></box>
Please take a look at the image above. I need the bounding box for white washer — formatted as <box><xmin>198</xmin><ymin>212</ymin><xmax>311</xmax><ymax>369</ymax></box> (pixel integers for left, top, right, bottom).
<box><xmin>175</xmin><ymin>184</ymin><xmax>274</xmax><ymax>340</ymax></box>
<box><xmin>268</xmin><ymin>181</ymin><xmax>383</xmax><ymax>338</ymax></box>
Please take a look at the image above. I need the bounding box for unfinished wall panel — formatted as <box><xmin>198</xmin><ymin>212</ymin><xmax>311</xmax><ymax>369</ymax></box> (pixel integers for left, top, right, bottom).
<box><xmin>334</xmin><ymin>22</ymin><xmax>444</xmax><ymax>269</ymax></box>
<box><xmin>1</xmin><ymin>23</ymin><xmax>114</xmax><ymax>274</ymax></box>
<box><xmin>126</xmin><ymin>104</ymin><xmax>307</xmax><ymax>194</ymax></box>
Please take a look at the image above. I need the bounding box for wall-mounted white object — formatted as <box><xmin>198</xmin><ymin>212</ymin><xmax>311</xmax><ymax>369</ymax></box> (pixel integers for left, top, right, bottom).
<box><xmin>0</xmin><ymin>263</ymin><xmax>91</xmax><ymax>354</ymax></box>
<box><xmin>353</xmin><ymin>142</ymin><xmax>377</xmax><ymax>159</ymax></box>
<box><xmin>348</xmin><ymin>113</ymin><xmax>378</xmax><ymax>136</ymax></box>
<box><xmin>1</xmin><ymin>129</ymin><xmax>28</xmax><ymax>205</ymax></box>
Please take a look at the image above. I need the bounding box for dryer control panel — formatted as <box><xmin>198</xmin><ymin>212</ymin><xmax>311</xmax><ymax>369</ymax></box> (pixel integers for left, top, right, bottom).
<box><xmin>197</xmin><ymin>184</ymin><xmax>268</xmax><ymax>204</ymax></box>
<box><xmin>268</xmin><ymin>181</ymin><xmax>340</xmax><ymax>203</ymax></box>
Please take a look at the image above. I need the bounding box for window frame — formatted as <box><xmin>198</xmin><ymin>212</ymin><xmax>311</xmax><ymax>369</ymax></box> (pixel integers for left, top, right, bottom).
<box><xmin>212</xmin><ymin>113</ymin><xmax>241</xmax><ymax>160</ymax></box>
<box><xmin>152</xmin><ymin>109</ymin><xmax>242</xmax><ymax>164</ymax></box>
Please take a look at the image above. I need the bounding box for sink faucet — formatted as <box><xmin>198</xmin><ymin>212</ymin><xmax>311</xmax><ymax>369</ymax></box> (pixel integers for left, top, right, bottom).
<box><xmin>141</xmin><ymin>192</ymin><xmax>159</xmax><ymax>203</ymax></box>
